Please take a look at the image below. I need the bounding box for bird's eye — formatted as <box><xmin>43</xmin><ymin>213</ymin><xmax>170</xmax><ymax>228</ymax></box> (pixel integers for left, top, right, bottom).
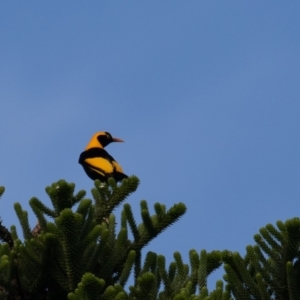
<box><xmin>106</xmin><ymin>134</ymin><xmax>111</xmax><ymax>139</ymax></box>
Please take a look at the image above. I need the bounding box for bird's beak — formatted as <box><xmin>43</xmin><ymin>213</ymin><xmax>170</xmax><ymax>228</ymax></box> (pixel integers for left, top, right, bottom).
<box><xmin>112</xmin><ymin>137</ymin><xmax>124</xmax><ymax>143</ymax></box>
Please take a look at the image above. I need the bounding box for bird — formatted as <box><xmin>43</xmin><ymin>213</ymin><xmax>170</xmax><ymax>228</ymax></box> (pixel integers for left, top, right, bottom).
<box><xmin>79</xmin><ymin>131</ymin><xmax>128</xmax><ymax>182</ymax></box>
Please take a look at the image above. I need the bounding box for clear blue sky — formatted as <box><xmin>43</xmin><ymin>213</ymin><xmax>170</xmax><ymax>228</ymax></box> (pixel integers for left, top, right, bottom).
<box><xmin>1</xmin><ymin>1</ymin><xmax>300</xmax><ymax>288</ymax></box>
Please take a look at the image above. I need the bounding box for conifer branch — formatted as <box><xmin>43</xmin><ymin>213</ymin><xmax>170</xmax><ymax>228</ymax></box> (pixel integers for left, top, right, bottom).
<box><xmin>14</xmin><ymin>203</ymin><xmax>32</xmax><ymax>240</ymax></box>
<box><xmin>30</xmin><ymin>197</ymin><xmax>56</xmax><ymax>219</ymax></box>
<box><xmin>0</xmin><ymin>219</ymin><xmax>13</xmax><ymax>249</ymax></box>
<box><xmin>130</xmin><ymin>201</ymin><xmax>186</xmax><ymax>251</ymax></box>
<box><xmin>92</xmin><ymin>176</ymin><xmax>139</xmax><ymax>223</ymax></box>
<box><xmin>0</xmin><ymin>179</ymin><xmax>237</xmax><ymax>299</ymax></box>
<box><xmin>68</xmin><ymin>273</ymin><xmax>105</xmax><ymax>300</ymax></box>
<box><xmin>223</xmin><ymin>218</ymin><xmax>300</xmax><ymax>300</ymax></box>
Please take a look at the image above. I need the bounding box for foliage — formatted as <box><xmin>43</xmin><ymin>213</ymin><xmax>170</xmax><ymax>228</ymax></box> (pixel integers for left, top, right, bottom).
<box><xmin>0</xmin><ymin>178</ymin><xmax>191</xmax><ymax>299</ymax></box>
<box><xmin>0</xmin><ymin>179</ymin><xmax>299</xmax><ymax>299</ymax></box>
<box><xmin>222</xmin><ymin>218</ymin><xmax>300</xmax><ymax>300</ymax></box>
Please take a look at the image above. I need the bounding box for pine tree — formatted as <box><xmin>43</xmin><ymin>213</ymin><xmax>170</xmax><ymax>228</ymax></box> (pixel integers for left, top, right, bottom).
<box><xmin>0</xmin><ymin>178</ymin><xmax>299</xmax><ymax>299</ymax></box>
<box><xmin>222</xmin><ymin>218</ymin><xmax>300</xmax><ymax>300</ymax></box>
<box><xmin>0</xmin><ymin>177</ymin><xmax>191</xmax><ymax>299</ymax></box>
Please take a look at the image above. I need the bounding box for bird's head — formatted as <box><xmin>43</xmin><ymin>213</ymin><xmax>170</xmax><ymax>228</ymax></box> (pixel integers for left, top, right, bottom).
<box><xmin>85</xmin><ymin>131</ymin><xmax>124</xmax><ymax>149</ymax></box>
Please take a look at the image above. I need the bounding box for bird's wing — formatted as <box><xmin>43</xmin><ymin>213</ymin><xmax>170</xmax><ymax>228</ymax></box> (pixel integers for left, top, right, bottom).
<box><xmin>111</xmin><ymin>160</ymin><xmax>124</xmax><ymax>173</ymax></box>
<box><xmin>79</xmin><ymin>148</ymin><xmax>115</xmax><ymax>176</ymax></box>
<box><xmin>79</xmin><ymin>147</ymin><xmax>126</xmax><ymax>179</ymax></box>
<box><xmin>84</xmin><ymin>157</ymin><xmax>114</xmax><ymax>175</ymax></box>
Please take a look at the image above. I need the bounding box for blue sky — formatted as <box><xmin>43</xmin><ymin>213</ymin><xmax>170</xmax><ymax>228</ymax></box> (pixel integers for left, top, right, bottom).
<box><xmin>1</xmin><ymin>1</ymin><xmax>300</xmax><ymax>288</ymax></box>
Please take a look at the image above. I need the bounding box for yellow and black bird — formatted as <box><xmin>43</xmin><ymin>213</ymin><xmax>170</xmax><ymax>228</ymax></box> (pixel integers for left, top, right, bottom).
<box><xmin>79</xmin><ymin>131</ymin><xmax>128</xmax><ymax>182</ymax></box>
